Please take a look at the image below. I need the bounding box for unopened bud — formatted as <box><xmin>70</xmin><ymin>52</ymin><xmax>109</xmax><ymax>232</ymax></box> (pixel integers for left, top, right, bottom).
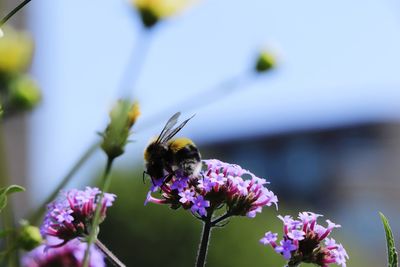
<box><xmin>9</xmin><ymin>75</ymin><xmax>41</xmax><ymax>110</ymax></box>
<box><xmin>255</xmin><ymin>50</ymin><xmax>276</xmax><ymax>73</ymax></box>
<box><xmin>101</xmin><ymin>100</ymin><xmax>140</xmax><ymax>159</ymax></box>
<box><xmin>131</xmin><ymin>0</ymin><xmax>195</xmax><ymax>28</ymax></box>
<box><xmin>18</xmin><ymin>221</ymin><xmax>43</xmax><ymax>251</ymax></box>
<box><xmin>0</xmin><ymin>26</ymin><xmax>34</xmax><ymax>74</ymax></box>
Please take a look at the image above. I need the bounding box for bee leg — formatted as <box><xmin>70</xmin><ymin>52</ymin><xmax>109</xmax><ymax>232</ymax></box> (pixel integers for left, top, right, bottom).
<box><xmin>161</xmin><ymin>173</ymin><xmax>174</xmax><ymax>187</ymax></box>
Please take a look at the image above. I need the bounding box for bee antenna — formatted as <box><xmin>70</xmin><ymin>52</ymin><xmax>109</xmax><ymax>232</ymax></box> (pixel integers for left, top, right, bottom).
<box><xmin>142</xmin><ymin>171</ymin><xmax>147</xmax><ymax>184</ymax></box>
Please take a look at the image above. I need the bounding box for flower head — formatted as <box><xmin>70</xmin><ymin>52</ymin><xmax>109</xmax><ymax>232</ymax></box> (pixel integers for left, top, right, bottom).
<box><xmin>144</xmin><ymin>159</ymin><xmax>278</xmax><ymax>219</ymax></box>
<box><xmin>41</xmin><ymin>187</ymin><xmax>116</xmax><ymax>244</ymax></box>
<box><xmin>0</xmin><ymin>26</ymin><xmax>33</xmax><ymax>74</ymax></box>
<box><xmin>261</xmin><ymin>212</ymin><xmax>349</xmax><ymax>267</ymax></box>
<box><xmin>131</xmin><ymin>0</ymin><xmax>196</xmax><ymax>28</ymax></box>
<box><xmin>101</xmin><ymin>100</ymin><xmax>140</xmax><ymax>159</ymax></box>
<box><xmin>22</xmin><ymin>238</ymin><xmax>105</xmax><ymax>267</ymax></box>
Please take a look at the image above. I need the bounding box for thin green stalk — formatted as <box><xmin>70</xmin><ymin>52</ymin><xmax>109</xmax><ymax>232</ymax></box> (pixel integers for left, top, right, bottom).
<box><xmin>117</xmin><ymin>26</ymin><xmax>153</xmax><ymax>99</ymax></box>
<box><xmin>28</xmin><ymin>141</ymin><xmax>99</xmax><ymax>224</ymax></box>
<box><xmin>0</xmin><ymin>125</ymin><xmax>19</xmax><ymax>267</ymax></box>
<box><xmin>0</xmin><ymin>0</ymin><xmax>32</xmax><ymax>27</ymax></box>
<box><xmin>195</xmin><ymin>212</ymin><xmax>213</xmax><ymax>267</ymax></box>
<box><xmin>82</xmin><ymin>157</ymin><xmax>115</xmax><ymax>267</ymax></box>
<box><xmin>211</xmin><ymin>212</ymin><xmax>231</xmax><ymax>226</ymax></box>
<box><xmin>95</xmin><ymin>239</ymin><xmax>126</xmax><ymax>267</ymax></box>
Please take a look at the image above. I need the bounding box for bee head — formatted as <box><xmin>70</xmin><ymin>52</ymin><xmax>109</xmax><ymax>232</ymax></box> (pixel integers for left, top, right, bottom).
<box><xmin>144</xmin><ymin>141</ymin><xmax>169</xmax><ymax>179</ymax></box>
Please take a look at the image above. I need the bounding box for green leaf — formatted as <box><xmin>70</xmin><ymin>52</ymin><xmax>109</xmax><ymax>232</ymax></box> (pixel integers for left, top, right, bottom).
<box><xmin>380</xmin><ymin>212</ymin><xmax>398</xmax><ymax>267</ymax></box>
<box><xmin>0</xmin><ymin>184</ymin><xmax>25</xmax><ymax>213</ymax></box>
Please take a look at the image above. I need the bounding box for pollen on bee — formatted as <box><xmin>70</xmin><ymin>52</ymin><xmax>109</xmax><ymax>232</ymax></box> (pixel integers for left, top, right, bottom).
<box><xmin>168</xmin><ymin>137</ymin><xmax>194</xmax><ymax>153</ymax></box>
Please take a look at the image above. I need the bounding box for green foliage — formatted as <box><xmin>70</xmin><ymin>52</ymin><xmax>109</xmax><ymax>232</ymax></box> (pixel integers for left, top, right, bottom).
<box><xmin>0</xmin><ymin>184</ymin><xmax>25</xmax><ymax>213</ymax></box>
<box><xmin>380</xmin><ymin>212</ymin><xmax>398</xmax><ymax>267</ymax></box>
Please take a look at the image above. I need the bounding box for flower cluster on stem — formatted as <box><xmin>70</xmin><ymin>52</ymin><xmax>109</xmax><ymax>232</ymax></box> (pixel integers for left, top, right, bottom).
<box><xmin>260</xmin><ymin>212</ymin><xmax>349</xmax><ymax>267</ymax></box>
<box><xmin>145</xmin><ymin>159</ymin><xmax>278</xmax><ymax>220</ymax></box>
<box><xmin>40</xmin><ymin>187</ymin><xmax>116</xmax><ymax>246</ymax></box>
<box><xmin>22</xmin><ymin>238</ymin><xmax>105</xmax><ymax>267</ymax></box>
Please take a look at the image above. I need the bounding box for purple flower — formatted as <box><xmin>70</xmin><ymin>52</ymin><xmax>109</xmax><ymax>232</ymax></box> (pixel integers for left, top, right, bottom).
<box><xmin>22</xmin><ymin>238</ymin><xmax>105</xmax><ymax>267</ymax></box>
<box><xmin>275</xmin><ymin>240</ymin><xmax>297</xmax><ymax>260</ymax></box>
<box><xmin>170</xmin><ymin>177</ymin><xmax>189</xmax><ymax>192</ymax></box>
<box><xmin>261</xmin><ymin>212</ymin><xmax>348</xmax><ymax>267</ymax></box>
<box><xmin>197</xmin><ymin>176</ymin><xmax>214</xmax><ymax>192</ymax></box>
<box><xmin>190</xmin><ymin>195</ymin><xmax>210</xmax><ymax>217</ymax></box>
<box><xmin>259</xmin><ymin>231</ymin><xmax>278</xmax><ymax>246</ymax></box>
<box><xmin>41</xmin><ymin>187</ymin><xmax>116</xmax><ymax>244</ymax></box>
<box><xmin>178</xmin><ymin>189</ymin><xmax>195</xmax><ymax>204</ymax></box>
<box><xmin>144</xmin><ymin>159</ymin><xmax>278</xmax><ymax>221</ymax></box>
<box><xmin>287</xmin><ymin>229</ymin><xmax>305</xmax><ymax>241</ymax></box>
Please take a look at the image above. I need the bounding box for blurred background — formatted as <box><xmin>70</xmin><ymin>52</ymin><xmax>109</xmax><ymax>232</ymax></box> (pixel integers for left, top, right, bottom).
<box><xmin>2</xmin><ymin>0</ymin><xmax>400</xmax><ymax>266</ymax></box>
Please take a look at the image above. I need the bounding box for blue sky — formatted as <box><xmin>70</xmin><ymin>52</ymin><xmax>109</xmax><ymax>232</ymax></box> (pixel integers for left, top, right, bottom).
<box><xmin>26</xmin><ymin>0</ymin><xmax>400</xmax><ymax>200</ymax></box>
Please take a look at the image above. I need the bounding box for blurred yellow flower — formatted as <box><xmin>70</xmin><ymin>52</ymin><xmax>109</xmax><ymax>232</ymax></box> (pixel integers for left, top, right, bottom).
<box><xmin>131</xmin><ymin>0</ymin><xmax>196</xmax><ymax>28</ymax></box>
<box><xmin>0</xmin><ymin>26</ymin><xmax>34</xmax><ymax>74</ymax></box>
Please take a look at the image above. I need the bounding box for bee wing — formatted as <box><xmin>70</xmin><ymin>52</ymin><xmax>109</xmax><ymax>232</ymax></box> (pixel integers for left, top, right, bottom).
<box><xmin>160</xmin><ymin>114</ymin><xmax>195</xmax><ymax>143</ymax></box>
<box><xmin>156</xmin><ymin>112</ymin><xmax>181</xmax><ymax>143</ymax></box>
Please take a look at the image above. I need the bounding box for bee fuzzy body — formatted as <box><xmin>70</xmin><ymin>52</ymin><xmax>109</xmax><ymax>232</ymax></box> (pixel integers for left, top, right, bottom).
<box><xmin>144</xmin><ymin>113</ymin><xmax>201</xmax><ymax>183</ymax></box>
<box><xmin>168</xmin><ymin>138</ymin><xmax>201</xmax><ymax>178</ymax></box>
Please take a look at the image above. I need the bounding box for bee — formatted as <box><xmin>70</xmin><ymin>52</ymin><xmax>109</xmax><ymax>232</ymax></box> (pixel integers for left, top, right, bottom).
<box><xmin>144</xmin><ymin>112</ymin><xmax>202</xmax><ymax>184</ymax></box>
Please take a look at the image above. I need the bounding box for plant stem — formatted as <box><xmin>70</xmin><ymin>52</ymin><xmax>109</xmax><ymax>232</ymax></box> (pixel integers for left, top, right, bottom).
<box><xmin>28</xmin><ymin>141</ymin><xmax>99</xmax><ymax>224</ymax></box>
<box><xmin>195</xmin><ymin>213</ymin><xmax>213</xmax><ymax>267</ymax></box>
<box><xmin>0</xmin><ymin>0</ymin><xmax>32</xmax><ymax>27</ymax></box>
<box><xmin>117</xmin><ymin>26</ymin><xmax>153</xmax><ymax>99</ymax></box>
<box><xmin>0</xmin><ymin>125</ymin><xmax>19</xmax><ymax>267</ymax></box>
<box><xmin>211</xmin><ymin>212</ymin><xmax>231</xmax><ymax>226</ymax></box>
<box><xmin>95</xmin><ymin>239</ymin><xmax>126</xmax><ymax>267</ymax></box>
<box><xmin>82</xmin><ymin>156</ymin><xmax>115</xmax><ymax>267</ymax></box>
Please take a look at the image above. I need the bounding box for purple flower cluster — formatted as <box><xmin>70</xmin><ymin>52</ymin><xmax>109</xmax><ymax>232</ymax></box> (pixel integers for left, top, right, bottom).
<box><xmin>22</xmin><ymin>238</ymin><xmax>105</xmax><ymax>267</ymax></box>
<box><xmin>260</xmin><ymin>212</ymin><xmax>348</xmax><ymax>267</ymax></box>
<box><xmin>145</xmin><ymin>159</ymin><xmax>278</xmax><ymax>218</ymax></box>
<box><xmin>41</xmin><ymin>187</ymin><xmax>116</xmax><ymax>244</ymax></box>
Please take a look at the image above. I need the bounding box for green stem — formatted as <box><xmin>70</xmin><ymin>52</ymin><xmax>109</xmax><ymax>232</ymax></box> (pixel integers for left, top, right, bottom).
<box><xmin>195</xmin><ymin>212</ymin><xmax>213</xmax><ymax>267</ymax></box>
<box><xmin>117</xmin><ymin>26</ymin><xmax>153</xmax><ymax>99</ymax></box>
<box><xmin>95</xmin><ymin>239</ymin><xmax>126</xmax><ymax>267</ymax></box>
<box><xmin>211</xmin><ymin>212</ymin><xmax>231</xmax><ymax>226</ymax></box>
<box><xmin>0</xmin><ymin>125</ymin><xmax>19</xmax><ymax>267</ymax></box>
<box><xmin>0</xmin><ymin>0</ymin><xmax>32</xmax><ymax>27</ymax></box>
<box><xmin>28</xmin><ymin>141</ymin><xmax>99</xmax><ymax>225</ymax></box>
<box><xmin>82</xmin><ymin>156</ymin><xmax>115</xmax><ymax>267</ymax></box>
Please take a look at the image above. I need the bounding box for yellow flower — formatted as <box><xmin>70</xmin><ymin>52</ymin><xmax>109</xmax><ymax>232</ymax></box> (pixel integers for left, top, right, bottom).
<box><xmin>131</xmin><ymin>0</ymin><xmax>196</xmax><ymax>28</ymax></box>
<box><xmin>0</xmin><ymin>26</ymin><xmax>34</xmax><ymax>74</ymax></box>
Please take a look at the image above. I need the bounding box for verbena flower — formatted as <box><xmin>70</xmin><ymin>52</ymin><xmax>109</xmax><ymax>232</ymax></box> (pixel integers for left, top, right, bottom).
<box><xmin>22</xmin><ymin>238</ymin><xmax>105</xmax><ymax>267</ymax></box>
<box><xmin>260</xmin><ymin>212</ymin><xmax>349</xmax><ymax>267</ymax></box>
<box><xmin>41</xmin><ymin>187</ymin><xmax>116</xmax><ymax>245</ymax></box>
<box><xmin>145</xmin><ymin>159</ymin><xmax>278</xmax><ymax>219</ymax></box>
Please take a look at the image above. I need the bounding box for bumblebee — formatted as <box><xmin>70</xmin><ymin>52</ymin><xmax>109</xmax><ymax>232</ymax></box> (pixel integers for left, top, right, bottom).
<box><xmin>144</xmin><ymin>112</ymin><xmax>201</xmax><ymax>183</ymax></box>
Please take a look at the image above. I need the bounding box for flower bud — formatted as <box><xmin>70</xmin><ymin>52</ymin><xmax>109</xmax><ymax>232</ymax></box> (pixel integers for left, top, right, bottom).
<box><xmin>9</xmin><ymin>74</ymin><xmax>41</xmax><ymax>110</ymax></box>
<box><xmin>0</xmin><ymin>26</ymin><xmax>34</xmax><ymax>74</ymax></box>
<box><xmin>101</xmin><ymin>100</ymin><xmax>140</xmax><ymax>159</ymax></box>
<box><xmin>255</xmin><ymin>50</ymin><xmax>276</xmax><ymax>73</ymax></box>
<box><xmin>131</xmin><ymin>0</ymin><xmax>195</xmax><ymax>28</ymax></box>
<box><xmin>18</xmin><ymin>221</ymin><xmax>43</xmax><ymax>251</ymax></box>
